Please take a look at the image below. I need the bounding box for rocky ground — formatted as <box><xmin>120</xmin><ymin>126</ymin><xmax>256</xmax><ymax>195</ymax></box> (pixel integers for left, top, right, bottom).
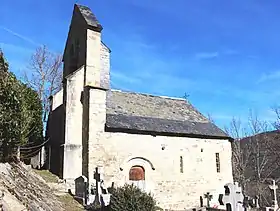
<box><xmin>0</xmin><ymin>162</ymin><xmax>84</xmax><ymax>211</ymax></box>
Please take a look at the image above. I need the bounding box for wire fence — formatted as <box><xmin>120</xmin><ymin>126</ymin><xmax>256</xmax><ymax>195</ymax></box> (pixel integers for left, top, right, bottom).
<box><xmin>19</xmin><ymin>138</ymin><xmax>50</xmax><ymax>160</ymax></box>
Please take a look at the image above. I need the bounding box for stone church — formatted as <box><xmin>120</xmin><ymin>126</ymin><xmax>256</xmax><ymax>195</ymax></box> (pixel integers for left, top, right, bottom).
<box><xmin>46</xmin><ymin>4</ymin><xmax>233</xmax><ymax>210</ymax></box>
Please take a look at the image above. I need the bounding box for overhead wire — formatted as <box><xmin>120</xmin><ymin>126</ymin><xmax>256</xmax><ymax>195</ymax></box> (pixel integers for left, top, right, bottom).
<box><xmin>20</xmin><ymin>138</ymin><xmax>50</xmax><ymax>150</ymax></box>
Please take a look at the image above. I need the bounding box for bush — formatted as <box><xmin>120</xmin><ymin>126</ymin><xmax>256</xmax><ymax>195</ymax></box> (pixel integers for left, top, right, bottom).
<box><xmin>109</xmin><ymin>184</ymin><xmax>159</xmax><ymax>211</ymax></box>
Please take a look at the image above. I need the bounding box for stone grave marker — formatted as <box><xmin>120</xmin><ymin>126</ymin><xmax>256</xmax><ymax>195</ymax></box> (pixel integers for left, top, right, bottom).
<box><xmin>269</xmin><ymin>179</ymin><xmax>278</xmax><ymax>210</ymax></box>
<box><xmin>266</xmin><ymin>179</ymin><xmax>279</xmax><ymax>211</ymax></box>
<box><xmin>87</xmin><ymin>166</ymin><xmax>111</xmax><ymax>209</ymax></box>
<box><xmin>221</xmin><ymin>182</ymin><xmax>244</xmax><ymax>211</ymax></box>
<box><xmin>93</xmin><ymin>167</ymin><xmax>102</xmax><ymax>206</ymax></box>
<box><xmin>74</xmin><ymin>175</ymin><xmax>88</xmax><ymax>206</ymax></box>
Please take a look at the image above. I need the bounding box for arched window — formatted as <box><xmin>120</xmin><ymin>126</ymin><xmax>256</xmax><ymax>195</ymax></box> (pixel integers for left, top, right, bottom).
<box><xmin>129</xmin><ymin>166</ymin><xmax>145</xmax><ymax>181</ymax></box>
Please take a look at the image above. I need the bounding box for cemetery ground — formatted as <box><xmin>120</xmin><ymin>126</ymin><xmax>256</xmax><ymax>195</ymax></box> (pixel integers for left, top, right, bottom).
<box><xmin>33</xmin><ymin>169</ymin><xmax>85</xmax><ymax>211</ymax></box>
<box><xmin>0</xmin><ymin>162</ymin><xmax>84</xmax><ymax>211</ymax></box>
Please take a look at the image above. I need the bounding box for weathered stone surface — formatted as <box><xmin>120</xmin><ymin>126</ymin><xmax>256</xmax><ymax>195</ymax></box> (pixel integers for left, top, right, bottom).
<box><xmin>0</xmin><ymin>163</ymin><xmax>64</xmax><ymax>211</ymax></box>
<box><xmin>63</xmin><ymin>66</ymin><xmax>84</xmax><ymax>183</ymax></box>
<box><xmin>100</xmin><ymin>42</ymin><xmax>110</xmax><ymax>90</ymax></box>
<box><xmin>46</xmin><ymin>3</ymin><xmax>234</xmax><ymax>210</ymax></box>
<box><xmin>106</xmin><ymin>90</ymin><xmax>209</xmax><ymax>123</ymax></box>
<box><xmin>85</xmin><ymin>88</ymin><xmax>233</xmax><ymax>210</ymax></box>
<box><xmin>75</xmin><ymin>4</ymin><xmax>103</xmax><ymax>31</ymax></box>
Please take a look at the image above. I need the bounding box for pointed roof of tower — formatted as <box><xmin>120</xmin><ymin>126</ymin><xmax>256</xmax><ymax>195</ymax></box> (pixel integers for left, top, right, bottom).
<box><xmin>62</xmin><ymin>4</ymin><xmax>103</xmax><ymax>61</ymax></box>
<box><xmin>75</xmin><ymin>4</ymin><xmax>103</xmax><ymax>32</ymax></box>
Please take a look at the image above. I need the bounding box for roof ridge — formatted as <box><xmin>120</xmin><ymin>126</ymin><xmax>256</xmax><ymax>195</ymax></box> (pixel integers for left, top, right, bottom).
<box><xmin>75</xmin><ymin>4</ymin><xmax>103</xmax><ymax>32</ymax></box>
<box><xmin>110</xmin><ymin>89</ymin><xmax>186</xmax><ymax>101</ymax></box>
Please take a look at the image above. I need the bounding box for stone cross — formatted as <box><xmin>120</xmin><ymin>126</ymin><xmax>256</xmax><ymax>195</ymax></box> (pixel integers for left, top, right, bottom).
<box><xmin>255</xmin><ymin>196</ymin><xmax>260</xmax><ymax>208</ymax></box>
<box><xmin>93</xmin><ymin>167</ymin><xmax>101</xmax><ymax>206</ymax></box>
<box><xmin>222</xmin><ymin>182</ymin><xmax>244</xmax><ymax>211</ymax></box>
<box><xmin>269</xmin><ymin>179</ymin><xmax>278</xmax><ymax>210</ymax></box>
<box><xmin>204</xmin><ymin>192</ymin><xmax>213</xmax><ymax>207</ymax></box>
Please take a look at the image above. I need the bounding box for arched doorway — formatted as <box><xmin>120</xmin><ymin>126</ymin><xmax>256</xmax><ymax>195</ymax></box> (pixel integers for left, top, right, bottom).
<box><xmin>129</xmin><ymin>166</ymin><xmax>145</xmax><ymax>181</ymax></box>
<box><xmin>129</xmin><ymin>166</ymin><xmax>146</xmax><ymax>191</ymax></box>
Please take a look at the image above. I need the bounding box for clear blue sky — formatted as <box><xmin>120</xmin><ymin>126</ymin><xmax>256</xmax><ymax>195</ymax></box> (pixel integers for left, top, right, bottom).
<box><xmin>0</xmin><ymin>0</ymin><xmax>279</xmax><ymax>129</ymax></box>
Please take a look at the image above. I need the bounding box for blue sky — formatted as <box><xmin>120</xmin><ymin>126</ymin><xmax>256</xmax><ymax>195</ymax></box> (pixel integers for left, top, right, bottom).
<box><xmin>0</xmin><ymin>0</ymin><xmax>280</xmax><ymax>129</ymax></box>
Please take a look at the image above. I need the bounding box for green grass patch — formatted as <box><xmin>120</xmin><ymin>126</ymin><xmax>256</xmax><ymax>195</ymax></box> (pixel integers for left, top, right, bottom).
<box><xmin>58</xmin><ymin>194</ymin><xmax>85</xmax><ymax>211</ymax></box>
<box><xmin>33</xmin><ymin>169</ymin><xmax>58</xmax><ymax>183</ymax></box>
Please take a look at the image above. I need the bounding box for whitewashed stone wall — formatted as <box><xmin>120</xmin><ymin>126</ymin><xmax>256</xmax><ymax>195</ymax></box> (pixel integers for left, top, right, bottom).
<box><xmin>100</xmin><ymin>42</ymin><xmax>110</xmax><ymax>89</ymax></box>
<box><xmin>86</xmin><ymin>88</ymin><xmax>233</xmax><ymax>210</ymax></box>
<box><xmin>87</xmin><ymin>88</ymin><xmax>107</xmax><ymax>182</ymax></box>
<box><xmin>51</xmin><ymin>89</ymin><xmax>63</xmax><ymax>110</ymax></box>
<box><xmin>85</xmin><ymin>29</ymin><xmax>102</xmax><ymax>87</ymax></box>
<box><xmin>85</xmin><ymin>29</ymin><xmax>110</xmax><ymax>90</ymax></box>
<box><xmin>63</xmin><ymin>66</ymin><xmax>84</xmax><ymax>183</ymax></box>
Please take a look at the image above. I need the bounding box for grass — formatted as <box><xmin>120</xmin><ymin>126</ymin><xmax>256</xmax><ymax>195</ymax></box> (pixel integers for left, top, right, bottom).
<box><xmin>31</xmin><ymin>170</ymin><xmax>162</xmax><ymax>211</ymax></box>
<box><xmin>58</xmin><ymin>194</ymin><xmax>85</xmax><ymax>211</ymax></box>
<box><xmin>33</xmin><ymin>169</ymin><xmax>85</xmax><ymax>210</ymax></box>
<box><xmin>33</xmin><ymin>169</ymin><xmax>58</xmax><ymax>183</ymax></box>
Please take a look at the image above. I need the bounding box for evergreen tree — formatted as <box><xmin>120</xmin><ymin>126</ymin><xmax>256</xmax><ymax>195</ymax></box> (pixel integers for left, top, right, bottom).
<box><xmin>0</xmin><ymin>50</ymin><xmax>22</xmax><ymax>161</ymax></box>
<box><xmin>0</xmin><ymin>49</ymin><xmax>43</xmax><ymax>161</ymax></box>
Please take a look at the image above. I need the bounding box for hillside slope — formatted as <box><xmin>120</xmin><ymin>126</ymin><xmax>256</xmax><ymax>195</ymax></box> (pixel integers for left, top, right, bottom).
<box><xmin>0</xmin><ymin>162</ymin><xmax>84</xmax><ymax>211</ymax></box>
<box><xmin>237</xmin><ymin>130</ymin><xmax>280</xmax><ymax>207</ymax></box>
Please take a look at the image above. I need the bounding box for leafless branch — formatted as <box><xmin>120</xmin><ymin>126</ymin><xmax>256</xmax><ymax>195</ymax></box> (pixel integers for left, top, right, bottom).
<box><xmin>226</xmin><ymin>110</ymin><xmax>280</xmax><ymax>206</ymax></box>
<box><xmin>272</xmin><ymin>106</ymin><xmax>280</xmax><ymax>130</ymax></box>
<box><xmin>22</xmin><ymin>45</ymin><xmax>63</xmax><ymax>122</ymax></box>
<box><xmin>207</xmin><ymin>113</ymin><xmax>215</xmax><ymax>124</ymax></box>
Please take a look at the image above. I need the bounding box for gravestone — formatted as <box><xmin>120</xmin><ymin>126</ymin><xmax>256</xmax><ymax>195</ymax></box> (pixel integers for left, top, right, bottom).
<box><xmin>86</xmin><ymin>166</ymin><xmax>111</xmax><ymax>209</ymax></box>
<box><xmin>74</xmin><ymin>175</ymin><xmax>88</xmax><ymax>206</ymax></box>
<box><xmin>269</xmin><ymin>180</ymin><xmax>278</xmax><ymax>210</ymax></box>
<box><xmin>266</xmin><ymin>180</ymin><xmax>279</xmax><ymax>211</ymax></box>
<box><xmin>100</xmin><ymin>180</ymin><xmax>111</xmax><ymax>206</ymax></box>
<box><xmin>221</xmin><ymin>182</ymin><xmax>244</xmax><ymax>211</ymax></box>
<box><xmin>255</xmin><ymin>196</ymin><xmax>260</xmax><ymax>208</ymax></box>
<box><xmin>93</xmin><ymin>167</ymin><xmax>102</xmax><ymax>206</ymax></box>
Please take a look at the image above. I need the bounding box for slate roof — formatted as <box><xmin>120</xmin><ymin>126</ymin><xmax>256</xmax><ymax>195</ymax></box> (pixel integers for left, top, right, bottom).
<box><xmin>75</xmin><ymin>4</ymin><xmax>103</xmax><ymax>31</ymax></box>
<box><xmin>105</xmin><ymin>90</ymin><xmax>229</xmax><ymax>138</ymax></box>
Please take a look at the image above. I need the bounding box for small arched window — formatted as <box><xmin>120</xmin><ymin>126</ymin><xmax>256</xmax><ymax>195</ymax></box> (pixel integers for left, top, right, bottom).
<box><xmin>129</xmin><ymin>166</ymin><xmax>145</xmax><ymax>181</ymax></box>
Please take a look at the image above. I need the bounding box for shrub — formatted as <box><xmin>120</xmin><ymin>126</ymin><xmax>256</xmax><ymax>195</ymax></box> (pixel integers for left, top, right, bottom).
<box><xmin>109</xmin><ymin>184</ymin><xmax>159</xmax><ymax>211</ymax></box>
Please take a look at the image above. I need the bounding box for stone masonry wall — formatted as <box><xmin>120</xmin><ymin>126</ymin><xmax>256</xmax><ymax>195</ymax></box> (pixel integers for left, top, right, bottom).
<box><xmin>100</xmin><ymin>42</ymin><xmax>110</xmax><ymax>89</ymax></box>
<box><xmin>63</xmin><ymin>66</ymin><xmax>84</xmax><ymax>183</ymax></box>
<box><xmin>87</xmin><ymin>88</ymin><xmax>107</xmax><ymax>182</ymax></box>
<box><xmin>85</xmin><ymin>29</ymin><xmax>102</xmax><ymax>88</ymax></box>
<box><xmin>85</xmin><ymin>29</ymin><xmax>110</xmax><ymax>90</ymax></box>
<box><xmin>87</xmin><ymin>88</ymin><xmax>233</xmax><ymax>210</ymax></box>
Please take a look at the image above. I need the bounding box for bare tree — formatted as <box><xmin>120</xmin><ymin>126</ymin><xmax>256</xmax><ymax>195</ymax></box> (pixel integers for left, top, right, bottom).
<box><xmin>224</xmin><ymin>117</ymin><xmax>251</xmax><ymax>193</ymax></box>
<box><xmin>226</xmin><ymin>110</ymin><xmax>280</xmax><ymax>207</ymax></box>
<box><xmin>272</xmin><ymin>106</ymin><xmax>280</xmax><ymax>130</ymax></box>
<box><xmin>206</xmin><ymin>113</ymin><xmax>215</xmax><ymax>124</ymax></box>
<box><xmin>22</xmin><ymin>45</ymin><xmax>63</xmax><ymax>121</ymax></box>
